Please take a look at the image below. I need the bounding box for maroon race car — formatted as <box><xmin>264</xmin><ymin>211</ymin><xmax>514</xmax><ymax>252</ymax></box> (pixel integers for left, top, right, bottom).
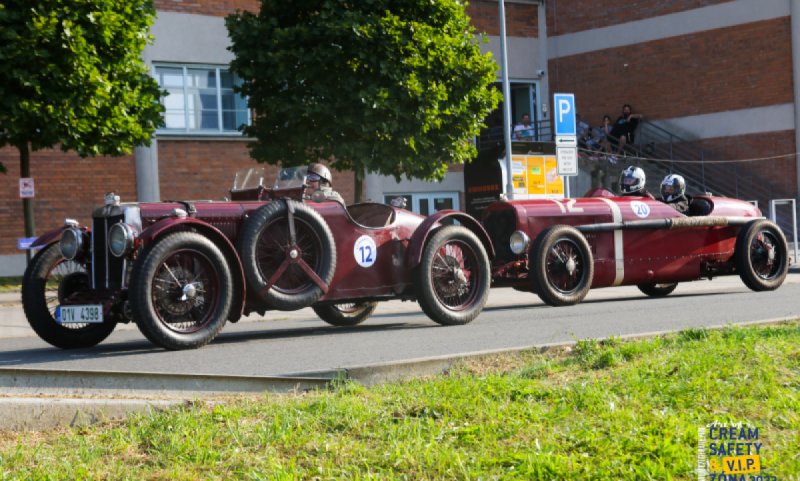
<box><xmin>483</xmin><ymin>189</ymin><xmax>790</xmax><ymax>306</ymax></box>
<box><xmin>22</xmin><ymin>167</ymin><xmax>493</xmax><ymax>350</ymax></box>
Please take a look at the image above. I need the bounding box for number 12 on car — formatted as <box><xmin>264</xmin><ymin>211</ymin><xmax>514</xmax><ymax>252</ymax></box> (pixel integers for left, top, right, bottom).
<box><xmin>353</xmin><ymin>235</ymin><xmax>378</xmax><ymax>268</ymax></box>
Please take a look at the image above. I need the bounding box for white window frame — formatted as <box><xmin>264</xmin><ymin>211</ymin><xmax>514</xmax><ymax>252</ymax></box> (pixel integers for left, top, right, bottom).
<box><xmin>153</xmin><ymin>63</ymin><xmax>251</xmax><ymax>136</ymax></box>
<box><xmin>384</xmin><ymin>192</ymin><xmax>460</xmax><ymax>215</ymax></box>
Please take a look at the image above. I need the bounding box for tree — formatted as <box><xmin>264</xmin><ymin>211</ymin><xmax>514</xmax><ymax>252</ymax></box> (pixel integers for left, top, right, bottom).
<box><xmin>0</xmin><ymin>0</ymin><xmax>164</xmax><ymax>257</ymax></box>
<box><xmin>226</xmin><ymin>0</ymin><xmax>500</xmax><ymax>185</ymax></box>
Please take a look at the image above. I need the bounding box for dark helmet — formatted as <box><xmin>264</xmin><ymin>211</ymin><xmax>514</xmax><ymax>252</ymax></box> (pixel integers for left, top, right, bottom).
<box><xmin>307</xmin><ymin>163</ymin><xmax>332</xmax><ymax>186</ymax></box>
<box><xmin>660</xmin><ymin>174</ymin><xmax>686</xmax><ymax>202</ymax></box>
<box><xmin>619</xmin><ymin>165</ymin><xmax>646</xmax><ymax>194</ymax></box>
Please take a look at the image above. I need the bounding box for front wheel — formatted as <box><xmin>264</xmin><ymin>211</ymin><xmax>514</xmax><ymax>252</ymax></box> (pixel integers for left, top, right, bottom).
<box><xmin>530</xmin><ymin>225</ymin><xmax>594</xmax><ymax>306</ymax></box>
<box><xmin>130</xmin><ymin>232</ymin><xmax>233</xmax><ymax>350</ymax></box>
<box><xmin>637</xmin><ymin>283</ymin><xmax>678</xmax><ymax>298</ymax></box>
<box><xmin>21</xmin><ymin>244</ymin><xmax>116</xmax><ymax>349</ymax></box>
<box><xmin>313</xmin><ymin>302</ymin><xmax>378</xmax><ymax>327</ymax></box>
<box><xmin>415</xmin><ymin>226</ymin><xmax>490</xmax><ymax>326</ymax></box>
<box><xmin>734</xmin><ymin>219</ymin><xmax>789</xmax><ymax>291</ymax></box>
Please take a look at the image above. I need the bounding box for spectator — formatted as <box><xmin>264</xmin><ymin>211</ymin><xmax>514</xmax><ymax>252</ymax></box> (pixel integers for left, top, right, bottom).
<box><xmin>513</xmin><ymin>113</ymin><xmax>534</xmax><ymax>141</ymax></box>
<box><xmin>609</xmin><ymin>104</ymin><xmax>643</xmax><ymax>154</ymax></box>
<box><xmin>601</xmin><ymin>114</ymin><xmax>617</xmax><ymax>163</ymax></box>
<box><xmin>577</xmin><ymin>113</ymin><xmax>590</xmax><ymax>149</ymax></box>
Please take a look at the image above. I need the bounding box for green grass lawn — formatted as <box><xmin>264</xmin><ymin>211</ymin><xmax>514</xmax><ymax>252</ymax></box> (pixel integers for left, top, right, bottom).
<box><xmin>1</xmin><ymin>322</ymin><xmax>798</xmax><ymax>480</ymax></box>
<box><xmin>0</xmin><ymin>276</ymin><xmax>22</xmax><ymax>293</ymax></box>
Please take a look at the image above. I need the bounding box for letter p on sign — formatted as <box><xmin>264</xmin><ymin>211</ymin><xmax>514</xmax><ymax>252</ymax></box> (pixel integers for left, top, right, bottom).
<box><xmin>553</xmin><ymin>93</ymin><xmax>576</xmax><ymax>136</ymax></box>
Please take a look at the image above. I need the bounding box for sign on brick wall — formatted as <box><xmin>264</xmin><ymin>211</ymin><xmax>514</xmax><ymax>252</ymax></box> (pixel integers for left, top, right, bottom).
<box><xmin>19</xmin><ymin>178</ymin><xmax>35</xmax><ymax>199</ymax></box>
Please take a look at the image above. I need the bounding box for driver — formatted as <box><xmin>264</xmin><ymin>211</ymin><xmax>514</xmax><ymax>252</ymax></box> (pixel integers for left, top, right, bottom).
<box><xmin>306</xmin><ymin>163</ymin><xmax>345</xmax><ymax>205</ymax></box>
<box><xmin>660</xmin><ymin>174</ymin><xmax>689</xmax><ymax>213</ymax></box>
<box><xmin>618</xmin><ymin>165</ymin><xmax>654</xmax><ymax>198</ymax></box>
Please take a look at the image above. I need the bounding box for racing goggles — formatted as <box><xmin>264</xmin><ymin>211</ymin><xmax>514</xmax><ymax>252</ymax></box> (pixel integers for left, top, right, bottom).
<box><xmin>307</xmin><ymin>173</ymin><xmax>322</xmax><ymax>182</ymax></box>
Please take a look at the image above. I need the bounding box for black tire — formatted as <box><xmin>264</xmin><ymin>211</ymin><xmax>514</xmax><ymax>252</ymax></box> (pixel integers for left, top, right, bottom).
<box><xmin>530</xmin><ymin>225</ymin><xmax>594</xmax><ymax>306</ymax></box>
<box><xmin>734</xmin><ymin>219</ymin><xmax>789</xmax><ymax>291</ymax></box>
<box><xmin>637</xmin><ymin>283</ymin><xmax>678</xmax><ymax>297</ymax></box>
<box><xmin>238</xmin><ymin>200</ymin><xmax>336</xmax><ymax>311</ymax></box>
<box><xmin>21</xmin><ymin>244</ymin><xmax>116</xmax><ymax>349</ymax></box>
<box><xmin>415</xmin><ymin>226</ymin><xmax>490</xmax><ymax>326</ymax></box>
<box><xmin>130</xmin><ymin>232</ymin><xmax>233</xmax><ymax>350</ymax></box>
<box><xmin>313</xmin><ymin>302</ymin><xmax>378</xmax><ymax>327</ymax></box>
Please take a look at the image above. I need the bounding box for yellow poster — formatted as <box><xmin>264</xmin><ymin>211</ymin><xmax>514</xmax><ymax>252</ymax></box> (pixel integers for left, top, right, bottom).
<box><xmin>508</xmin><ymin>155</ymin><xmax>564</xmax><ymax>199</ymax></box>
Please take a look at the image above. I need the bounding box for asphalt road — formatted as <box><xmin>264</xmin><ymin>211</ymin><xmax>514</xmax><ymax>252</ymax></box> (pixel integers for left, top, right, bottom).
<box><xmin>1</xmin><ymin>275</ymin><xmax>798</xmax><ymax>377</ymax></box>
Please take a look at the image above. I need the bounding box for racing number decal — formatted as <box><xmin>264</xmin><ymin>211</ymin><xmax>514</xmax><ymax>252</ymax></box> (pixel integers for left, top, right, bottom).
<box><xmin>630</xmin><ymin>201</ymin><xmax>650</xmax><ymax>218</ymax></box>
<box><xmin>354</xmin><ymin>235</ymin><xmax>377</xmax><ymax>268</ymax></box>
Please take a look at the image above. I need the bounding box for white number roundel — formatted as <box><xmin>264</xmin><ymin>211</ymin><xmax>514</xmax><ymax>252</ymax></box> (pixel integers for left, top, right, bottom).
<box><xmin>630</xmin><ymin>200</ymin><xmax>651</xmax><ymax>218</ymax></box>
<box><xmin>353</xmin><ymin>235</ymin><xmax>377</xmax><ymax>268</ymax></box>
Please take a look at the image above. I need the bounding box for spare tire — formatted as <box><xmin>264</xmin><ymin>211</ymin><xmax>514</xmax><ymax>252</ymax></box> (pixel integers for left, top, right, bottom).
<box><xmin>238</xmin><ymin>200</ymin><xmax>336</xmax><ymax>310</ymax></box>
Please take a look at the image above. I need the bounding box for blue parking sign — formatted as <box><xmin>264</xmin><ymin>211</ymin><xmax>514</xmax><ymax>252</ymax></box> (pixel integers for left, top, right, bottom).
<box><xmin>553</xmin><ymin>93</ymin><xmax>576</xmax><ymax>136</ymax></box>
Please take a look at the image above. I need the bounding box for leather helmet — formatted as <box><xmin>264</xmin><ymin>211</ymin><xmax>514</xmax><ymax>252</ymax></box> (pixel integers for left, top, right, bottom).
<box><xmin>307</xmin><ymin>163</ymin><xmax>332</xmax><ymax>186</ymax></box>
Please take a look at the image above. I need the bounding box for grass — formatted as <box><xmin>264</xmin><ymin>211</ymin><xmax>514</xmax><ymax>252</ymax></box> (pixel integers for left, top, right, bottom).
<box><xmin>1</xmin><ymin>322</ymin><xmax>798</xmax><ymax>480</ymax></box>
<box><xmin>0</xmin><ymin>276</ymin><xmax>22</xmax><ymax>293</ymax></box>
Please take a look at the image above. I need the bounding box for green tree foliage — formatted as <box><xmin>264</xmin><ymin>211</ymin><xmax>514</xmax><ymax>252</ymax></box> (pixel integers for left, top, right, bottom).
<box><xmin>0</xmin><ymin>0</ymin><xmax>164</xmax><ymax>173</ymax></box>
<box><xmin>227</xmin><ymin>0</ymin><xmax>500</xmax><ymax>181</ymax></box>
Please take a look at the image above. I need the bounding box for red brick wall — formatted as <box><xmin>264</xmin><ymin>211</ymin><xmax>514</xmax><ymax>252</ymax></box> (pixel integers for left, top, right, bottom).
<box><xmin>157</xmin><ymin>139</ymin><xmax>356</xmax><ymax>204</ymax></box>
<box><xmin>154</xmin><ymin>0</ymin><xmax>258</xmax><ymax>16</ymax></box>
<box><xmin>546</xmin><ymin>0</ymin><xmax>731</xmax><ymax>36</ymax></box>
<box><xmin>549</xmin><ymin>18</ymin><xmax>793</xmax><ymax>126</ymax></box>
<box><xmin>467</xmin><ymin>1</ymin><xmax>538</xmax><ymax>37</ymax></box>
<box><xmin>694</xmin><ymin>130</ymin><xmax>797</xmax><ymax>200</ymax></box>
<box><xmin>0</xmin><ymin>147</ymin><xmax>136</xmax><ymax>255</ymax></box>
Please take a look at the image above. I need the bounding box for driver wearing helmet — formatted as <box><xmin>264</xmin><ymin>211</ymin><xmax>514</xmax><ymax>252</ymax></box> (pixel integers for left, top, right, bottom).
<box><xmin>660</xmin><ymin>174</ymin><xmax>689</xmax><ymax>213</ymax></box>
<box><xmin>618</xmin><ymin>165</ymin><xmax>654</xmax><ymax>198</ymax></box>
<box><xmin>306</xmin><ymin>163</ymin><xmax>345</xmax><ymax>205</ymax></box>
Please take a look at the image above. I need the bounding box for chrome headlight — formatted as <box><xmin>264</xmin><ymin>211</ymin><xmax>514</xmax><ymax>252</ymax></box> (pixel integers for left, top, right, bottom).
<box><xmin>108</xmin><ymin>222</ymin><xmax>137</xmax><ymax>258</ymax></box>
<box><xmin>509</xmin><ymin>230</ymin><xmax>530</xmax><ymax>255</ymax></box>
<box><xmin>59</xmin><ymin>227</ymin><xmax>84</xmax><ymax>260</ymax></box>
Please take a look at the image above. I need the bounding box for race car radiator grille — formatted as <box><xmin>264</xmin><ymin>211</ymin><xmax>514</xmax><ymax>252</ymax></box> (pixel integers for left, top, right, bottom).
<box><xmin>483</xmin><ymin>210</ymin><xmax>518</xmax><ymax>264</ymax></box>
<box><xmin>92</xmin><ymin>213</ymin><xmax>125</xmax><ymax>289</ymax></box>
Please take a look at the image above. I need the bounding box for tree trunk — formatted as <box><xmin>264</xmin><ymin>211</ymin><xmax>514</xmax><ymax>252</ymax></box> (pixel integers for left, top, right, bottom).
<box><xmin>353</xmin><ymin>169</ymin><xmax>363</xmax><ymax>203</ymax></box>
<box><xmin>19</xmin><ymin>143</ymin><xmax>35</xmax><ymax>264</ymax></box>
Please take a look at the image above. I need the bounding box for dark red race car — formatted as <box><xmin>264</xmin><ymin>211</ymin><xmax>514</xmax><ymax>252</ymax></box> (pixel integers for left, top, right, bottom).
<box><xmin>483</xmin><ymin>189</ymin><xmax>790</xmax><ymax>306</ymax></box>
<box><xmin>22</xmin><ymin>167</ymin><xmax>493</xmax><ymax>350</ymax></box>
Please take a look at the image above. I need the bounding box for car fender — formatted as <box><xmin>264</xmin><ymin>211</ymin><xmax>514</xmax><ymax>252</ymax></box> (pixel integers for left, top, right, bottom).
<box><xmin>140</xmin><ymin>217</ymin><xmax>246</xmax><ymax>321</ymax></box>
<box><xmin>407</xmin><ymin>210</ymin><xmax>495</xmax><ymax>269</ymax></box>
<box><xmin>31</xmin><ymin>226</ymin><xmax>71</xmax><ymax>249</ymax></box>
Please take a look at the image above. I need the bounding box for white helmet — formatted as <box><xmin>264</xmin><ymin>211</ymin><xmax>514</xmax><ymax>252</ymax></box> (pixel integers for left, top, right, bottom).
<box><xmin>619</xmin><ymin>166</ymin><xmax>646</xmax><ymax>194</ymax></box>
<box><xmin>661</xmin><ymin>174</ymin><xmax>686</xmax><ymax>202</ymax></box>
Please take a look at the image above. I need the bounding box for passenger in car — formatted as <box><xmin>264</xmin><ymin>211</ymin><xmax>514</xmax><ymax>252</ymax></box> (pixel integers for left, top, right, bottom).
<box><xmin>306</xmin><ymin>163</ymin><xmax>345</xmax><ymax>205</ymax></box>
<box><xmin>660</xmin><ymin>174</ymin><xmax>690</xmax><ymax>214</ymax></box>
<box><xmin>618</xmin><ymin>165</ymin><xmax>655</xmax><ymax>199</ymax></box>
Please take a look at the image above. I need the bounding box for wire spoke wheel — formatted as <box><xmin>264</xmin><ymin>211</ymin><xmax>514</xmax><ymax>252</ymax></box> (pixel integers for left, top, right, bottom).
<box><xmin>416</xmin><ymin>226</ymin><xmax>490</xmax><ymax>326</ymax></box>
<box><xmin>734</xmin><ymin>219</ymin><xmax>789</xmax><ymax>292</ymax></box>
<box><xmin>313</xmin><ymin>301</ymin><xmax>378</xmax><ymax>327</ymax></box>
<box><xmin>150</xmin><ymin>249</ymin><xmax>219</xmax><ymax>334</ymax></box>
<box><xmin>531</xmin><ymin>225</ymin><xmax>594</xmax><ymax>306</ymax></box>
<box><xmin>750</xmin><ymin>230</ymin><xmax>782</xmax><ymax>279</ymax></box>
<box><xmin>430</xmin><ymin>240</ymin><xmax>479</xmax><ymax>311</ymax></box>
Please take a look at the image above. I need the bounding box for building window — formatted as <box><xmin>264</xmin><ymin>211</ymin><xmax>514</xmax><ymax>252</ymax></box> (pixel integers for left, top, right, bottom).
<box><xmin>154</xmin><ymin>65</ymin><xmax>250</xmax><ymax>134</ymax></box>
<box><xmin>383</xmin><ymin>192</ymin><xmax>459</xmax><ymax>216</ymax></box>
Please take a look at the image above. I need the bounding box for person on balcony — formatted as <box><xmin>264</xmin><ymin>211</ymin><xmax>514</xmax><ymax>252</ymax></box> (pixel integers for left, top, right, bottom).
<box><xmin>609</xmin><ymin>104</ymin><xmax>643</xmax><ymax>155</ymax></box>
<box><xmin>513</xmin><ymin>113</ymin><xmax>534</xmax><ymax>141</ymax></box>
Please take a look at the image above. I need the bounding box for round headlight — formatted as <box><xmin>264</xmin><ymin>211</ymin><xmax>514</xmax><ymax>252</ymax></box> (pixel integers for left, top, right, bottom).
<box><xmin>108</xmin><ymin>223</ymin><xmax>136</xmax><ymax>258</ymax></box>
<box><xmin>509</xmin><ymin>230</ymin><xmax>530</xmax><ymax>255</ymax></box>
<box><xmin>59</xmin><ymin>227</ymin><xmax>83</xmax><ymax>260</ymax></box>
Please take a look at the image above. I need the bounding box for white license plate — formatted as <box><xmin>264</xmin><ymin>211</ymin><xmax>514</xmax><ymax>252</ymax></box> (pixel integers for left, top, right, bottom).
<box><xmin>56</xmin><ymin>305</ymin><xmax>104</xmax><ymax>324</ymax></box>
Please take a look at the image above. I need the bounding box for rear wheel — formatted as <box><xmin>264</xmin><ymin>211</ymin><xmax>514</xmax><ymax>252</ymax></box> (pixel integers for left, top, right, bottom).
<box><xmin>22</xmin><ymin>244</ymin><xmax>116</xmax><ymax>349</ymax></box>
<box><xmin>637</xmin><ymin>283</ymin><xmax>678</xmax><ymax>298</ymax></box>
<box><xmin>415</xmin><ymin>226</ymin><xmax>490</xmax><ymax>326</ymax></box>
<box><xmin>313</xmin><ymin>302</ymin><xmax>378</xmax><ymax>327</ymax></box>
<box><xmin>130</xmin><ymin>232</ymin><xmax>233</xmax><ymax>350</ymax></box>
<box><xmin>530</xmin><ymin>225</ymin><xmax>594</xmax><ymax>306</ymax></box>
<box><xmin>734</xmin><ymin>219</ymin><xmax>789</xmax><ymax>291</ymax></box>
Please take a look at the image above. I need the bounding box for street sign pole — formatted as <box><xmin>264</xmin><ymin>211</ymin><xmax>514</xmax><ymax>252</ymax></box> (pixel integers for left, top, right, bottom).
<box><xmin>498</xmin><ymin>0</ymin><xmax>515</xmax><ymax>200</ymax></box>
<box><xmin>553</xmin><ymin>93</ymin><xmax>578</xmax><ymax>198</ymax></box>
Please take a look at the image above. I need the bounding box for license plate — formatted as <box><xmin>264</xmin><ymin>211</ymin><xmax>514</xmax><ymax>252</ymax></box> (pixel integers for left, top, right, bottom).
<box><xmin>56</xmin><ymin>305</ymin><xmax>104</xmax><ymax>324</ymax></box>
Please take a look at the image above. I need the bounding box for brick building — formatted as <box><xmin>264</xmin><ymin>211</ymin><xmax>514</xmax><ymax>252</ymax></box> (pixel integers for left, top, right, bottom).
<box><xmin>1</xmin><ymin>0</ymin><xmax>798</xmax><ymax>275</ymax></box>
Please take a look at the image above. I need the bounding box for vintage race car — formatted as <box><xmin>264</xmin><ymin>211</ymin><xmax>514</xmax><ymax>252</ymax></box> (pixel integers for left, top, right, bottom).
<box><xmin>483</xmin><ymin>189</ymin><xmax>790</xmax><ymax>305</ymax></box>
<box><xmin>22</xmin><ymin>167</ymin><xmax>493</xmax><ymax>350</ymax></box>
